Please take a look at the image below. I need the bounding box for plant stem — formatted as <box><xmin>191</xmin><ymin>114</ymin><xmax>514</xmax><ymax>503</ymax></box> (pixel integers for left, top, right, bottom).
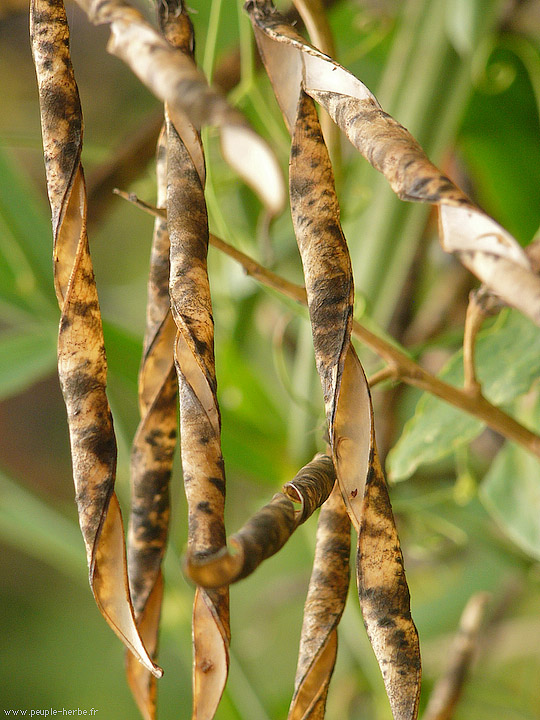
<box><xmin>209</xmin><ymin>236</ymin><xmax>540</xmax><ymax>460</ymax></box>
<box><xmin>116</xmin><ymin>190</ymin><xmax>540</xmax><ymax>461</ymax></box>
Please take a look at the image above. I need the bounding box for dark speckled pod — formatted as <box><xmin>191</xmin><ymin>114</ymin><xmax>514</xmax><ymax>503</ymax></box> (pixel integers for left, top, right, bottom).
<box><xmin>71</xmin><ymin>0</ymin><xmax>284</xmax><ymax>215</ymax></box>
<box><xmin>245</xmin><ymin>4</ymin><xmax>422</xmax><ymax>715</ymax></box>
<box><xmin>125</xmin><ymin>123</ymin><xmax>177</xmax><ymax>719</ymax></box>
<box><xmin>163</xmin><ymin>3</ymin><xmax>230</xmax><ymax>714</ymax></box>
<box><xmin>185</xmin><ymin>453</ymin><xmax>336</xmax><ymax>589</ymax></box>
<box><xmin>247</xmin><ymin>0</ymin><xmax>540</xmax><ymax>327</ymax></box>
<box><xmin>288</xmin><ymin>483</ymin><xmax>350</xmax><ymax>720</ymax></box>
<box><xmin>31</xmin><ymin>0</ymin><xmax>160</xmax><ymax>679</ymax></box>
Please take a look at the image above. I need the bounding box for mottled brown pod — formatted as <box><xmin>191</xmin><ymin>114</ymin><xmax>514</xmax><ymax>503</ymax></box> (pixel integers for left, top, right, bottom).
<box><xmin>247</xmin><ymin>0</ymin><xmax>540</xmax><ymax>327</ymax></box>
<box><xmin>288</xmin><ymin>483</ymin><xmax>350</xmax><ymax>720</ymax></box>
<box><xmin>125</xmin><ymin>125</ymin><xmax>177</xmax><ymax>719</ymax></box>
<box><xmin>185</xmin><ymin>453</ymin><xmax>336</xmax><ymax>589</ymax></box>
<box><xmin>244</xmin><ymin>3</ymin><xmax>422</xmax><ymax>714</ymax></box>
<box><xmin>72</xmin><ymin>0</ymin><xmax>284</xmax><ymax>215</ymax></box>
<box><xmin>162</xmin><ymin>4</ymin><xmax>231</xmax><ymax>713</ymax></box>
<box><xmin>30</xmin><ymin>0</ymin><xmax>160</xmax><ymax>678</ymax></box>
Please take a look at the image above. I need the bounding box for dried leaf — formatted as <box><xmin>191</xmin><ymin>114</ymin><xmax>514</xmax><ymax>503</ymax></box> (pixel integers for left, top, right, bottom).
<box><xmin>163</xmin><ymin>21</ymin><xmax>230</xmax><ymax>709</ymax></box>
<box><xmin>246</xmin><ymin>0</ymin><xmax>540</xmax><ymax>327</ymax></box>
<box><xmin>186</xmin><ymin>453</ymin><xmax>335</xmax><ymax>588</ymax></box>
<box><xmin>126</xmin><ymin>127</ymin><xmax>177</xmax><ymax>718</ymax></box>
<box><xmin>72</xmin><ymin>0</ymin><xmax>284</xmax><ymax>215</ymax></box>
<box><xmin>288</xmin><ymin>482</ymin><xmax>350</xmax><ymax>720</ymax></box>
<box><xmin>31</xmin><ymin>0</ymin><xmax>160</xmax><ymax>678</ymax></box>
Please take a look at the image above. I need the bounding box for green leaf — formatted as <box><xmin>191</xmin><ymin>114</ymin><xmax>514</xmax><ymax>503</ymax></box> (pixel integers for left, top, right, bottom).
<box><xmin>458</xmin><ymin>45</ymin><xmax>540</xmax><ymax>245</ymax></box>
<box><xmin>102</xmin><ymin>319</ymin><xmax>142</xmax><ymax>394</ymax></box>
<box><xmin>481</xmin><ymin>441</ymin><xmax>540</xmax><ymax>561</ymax></box>
<box><xmin>388</xmin><ymin>310</ymin><xmax>540</xmax><ymax>480</ymax></box>
<box><xmin>0</xmin><ymin>324</ymin><xmax>58</xmax><ymax>400</ymax></box>
<box><xmin>0</xmin><ymin>469</ymin><xmax>85</xmax><ymax>581</ymax></box>
<box><xmin>445</xmin><ymin>0</ymin><xmax>496</xmax><ymax>56</ymax></box>
<box><xmin>0</xmin><ymin>146</ymin><xmax>57</xmax><ymax>314</ymax></box>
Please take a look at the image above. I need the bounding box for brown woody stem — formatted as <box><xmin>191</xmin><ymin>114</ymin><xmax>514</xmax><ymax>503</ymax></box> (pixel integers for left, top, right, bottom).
<box><xmin>116</xmin><ymin>190</ymin><xmax>540</xmax><ymax>462</ymax></box>
<box><xmin>463</xmin><ymin>293</ymin><xmax>487</xmax><ymax>395</ymax></box>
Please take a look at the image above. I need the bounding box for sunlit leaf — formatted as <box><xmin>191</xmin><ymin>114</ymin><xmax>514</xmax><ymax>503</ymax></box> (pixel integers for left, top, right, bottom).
<box><xmin>0</xmin><ymin>146</ymin><xmax>57</xmax><ymax>313</ymax></box>
<box><xmin>388</xmin><ymin>310</ymin><xmax>540</xmax><ymax>481</ymax></box>
<box><xmin>0</xmin><ymin>325</ymin><xmax>57</xmax><ymax>400</ymax></box>
<box><xmin>481</xmin><ymin>440</ymin><xmax>540</xmax><ymax>561</ymax></box>
<box><xmin>30</xmin><ymin>0</ymin><xmax>160</xmax><ymax>678</ymax></box>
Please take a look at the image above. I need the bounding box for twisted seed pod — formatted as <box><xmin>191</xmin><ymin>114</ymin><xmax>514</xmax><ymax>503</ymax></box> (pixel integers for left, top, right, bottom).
<box><xmin>125</xmin><ymin>125</ymin><xmax>177</xmax><ymax>720</ymax></box>
<box><xmin>289</xmin><ymin>483</ymin><xmax>350</xmax><ymax>720</ymax></box>
<box><xmin>185</xmin><ymin>453</ymin><xmax>336</xmax><ymax>588</ymax></box>
<box><xmin>161</xmin><ymin>3</ymin><xmax>230</xmax><ymax>715</ymax></box>
<box><xmin>72</xmin><ymin>0</ymin><xmax>284</xmax><ymax>215</ymax></box>
<box><xmin>247</xmin><ymin>0</ymin><xmax>540</xmax><ymax>327</ymax></box>
<box><xmin>31</xmin><ymin>0</ymin><xmax>159</xmax><ymax>678</ymax></box>
<box><xmin>243</xmin><ymin>5</ymin><xmax>421</xmax><ymax>712</ymax></box>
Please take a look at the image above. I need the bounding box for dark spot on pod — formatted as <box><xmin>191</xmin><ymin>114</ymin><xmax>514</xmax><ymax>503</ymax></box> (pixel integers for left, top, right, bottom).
<box><xmin>197</xmin><ymin>501</ymin><xmax>213</xmax><ymax>515</ymax></box>
<box><xmin>71</xmin><ymin>299</ymin><xmax>99</xmax><ymax>318</ymax></box>
<box><xmin>78</xmin><ymin>422</ymin><xmax>117</xmax><ymax>466</ymax></box>
<box><xmin>367</xmin><ymin>484</ymin><xmax>394</xmax><ymax>522</ymax></box>
<box><xmin>207</xmin><ymin>517</ymin><xmax>227</xmax><ymax>549</ymax></box>
<box><xmin>377</xmin><ymin>615</ymin><xmax>397</xmax><ymax>629</ymax></box>
<box><xmin>365</xmin><ymin>464</ymin><xmax>376</xmax><ymax>486</ymax></box>
<box><xmin>359</xmin><ymin>518</ymin><xmax>388</xmax><ymax>540</ymax></box>
<box><xmin>208</xmin><ymin>475</ymin><xmax>226</xmax><ymax>496</ymax></box>
<box><xmin>59</xmin><ymin>315</ymin><xmax>72</xmax><ymax>333</ymax></box>
<box><xmin>359</xmin><ymin>584</ymin><xmax>408</xmax><ymax>617</ymax></box>
<box><xmin>321</xmin><ymin>537</ymin><xmax>351</xmax><ymax>563</ymax></box>
<box><xmin>193</xmin><ymin>335</ymin><xmax>210</xmax><ymax>359</ymax></box>
<box><xmin>144</xmin><ymin>428</ymin><xmax>164</xmax><ymax>447</ymax></box>
<box><xmin>391</xmin><ymin>629</ymin><xmax>421</xmax><ymax>670</ymax></box>
<box><xmin>62</xmin><ymin>370</ymin><xmax>103</xmax><ymax>400</ymax></box>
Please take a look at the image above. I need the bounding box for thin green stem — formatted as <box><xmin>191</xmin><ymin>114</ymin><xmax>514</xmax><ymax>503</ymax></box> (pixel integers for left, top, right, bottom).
<box><xmin>202</xmin><ymin>0</ymin><xmax>224</xmax><ymax>81</ymax></box>
<box><xmin>237</xmin><ymin>0</ymin><xmax>255</xmax><ymax>87</ymax></box>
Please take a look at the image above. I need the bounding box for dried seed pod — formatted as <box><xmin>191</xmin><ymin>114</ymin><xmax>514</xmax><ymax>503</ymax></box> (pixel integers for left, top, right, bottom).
<box><xmin>242</xmin><ymin>6</ymin><xmax>422</xmax><ymax>711</ymax></box>
<box><xmin>162</xmin><ymin>5</ymin><xmax>230</xmax><ymax>710</ymax></box>
<box><xmin>288</xmin><ymin>89</ymin><xmax>421</xmax><ymax>720</ymax></box>
<box><xmin>31</xmin><ymin>0</ymin><xmax>159</xmax><ymax>678</ymax></box>
<box><xmin>185</xmin><ymin>453</ymin><xmax>336</xmax><ymax>588</ymax></box>
<box><xmin>283</xmin><ymin>452</ymin><xmax>336</xmax><ymax>525</ymax></box>
<box><xmin>72</xmin><ymin>0</ymin><xmax>284</xmax><ymax>215</ymax></box>
<box><xmin>247</xmin><ymin>0</ymin><xmax>540</xmax><ymax>328</ymax></box>
<box><xmin>289</xmin><ymin>483</ymin><xmax>351</xmax><ymax>720</ymax></box>
<box><xmin>125</xmin><ymin>126</ymin><xmax>177</xmax><ymax>719</ymax></box>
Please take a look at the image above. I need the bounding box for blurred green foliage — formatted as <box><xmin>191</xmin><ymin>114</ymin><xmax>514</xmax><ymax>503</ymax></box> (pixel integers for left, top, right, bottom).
<box><xmin>1</xmin><ymin>1</ymin><xmax>540</xmax><ymax>718</ymax></box>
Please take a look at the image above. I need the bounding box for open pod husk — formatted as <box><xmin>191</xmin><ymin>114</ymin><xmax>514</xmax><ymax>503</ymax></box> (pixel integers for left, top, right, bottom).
<box><xmin>246</xmin><ymin>0</ymin><xmax>540</xmax><ymax>328</ymax></box>
<box><xmin>31</xmin><ymin>0</ymin><xmax>160</xmax><ymax>680</ymax></box>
